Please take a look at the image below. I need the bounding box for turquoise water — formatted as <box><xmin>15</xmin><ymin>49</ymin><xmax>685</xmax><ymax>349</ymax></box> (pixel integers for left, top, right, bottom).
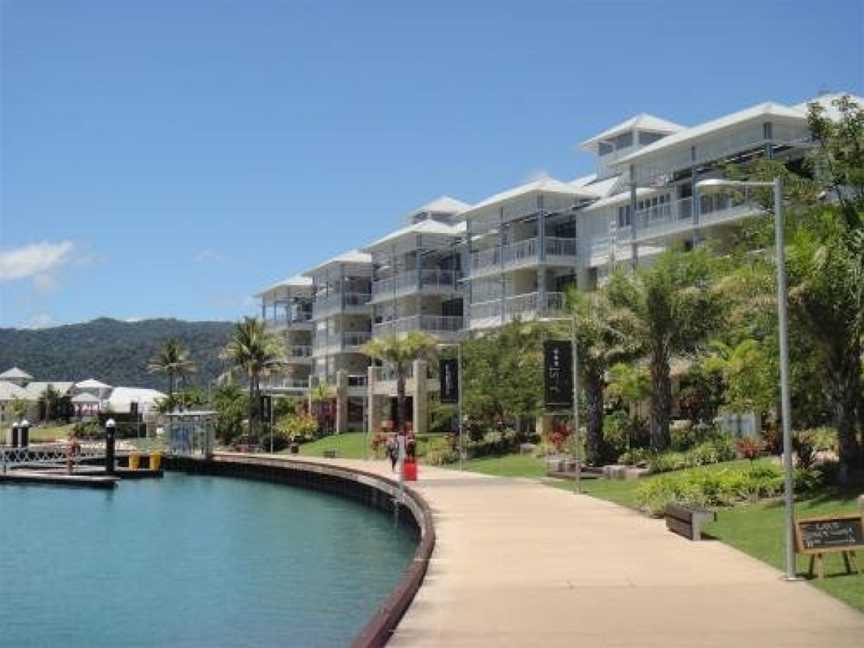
<box><xmin>0</xmin><ymin>472</ymin><xmax>416</xmax><ymax>647</ymax></box>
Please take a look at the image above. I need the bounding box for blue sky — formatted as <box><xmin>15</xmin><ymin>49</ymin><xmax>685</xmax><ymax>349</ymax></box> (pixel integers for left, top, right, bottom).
<box><xmin>1</xmin><ymin>0</ymin><xmax>862</xmax><ymax>328</ymax></box>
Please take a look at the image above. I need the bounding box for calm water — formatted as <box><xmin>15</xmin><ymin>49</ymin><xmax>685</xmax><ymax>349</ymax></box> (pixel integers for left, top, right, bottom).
<box><xmin>0</xmin><ymin>472</ymin><xmax>416</xmax><ymax>647</ymax></box>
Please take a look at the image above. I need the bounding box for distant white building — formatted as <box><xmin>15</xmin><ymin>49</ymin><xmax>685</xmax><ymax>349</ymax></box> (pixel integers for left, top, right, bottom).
<box><xmin>105</xmin><ymin>387</ymin><xmax>166</xmax><ymax>415</ymax></box>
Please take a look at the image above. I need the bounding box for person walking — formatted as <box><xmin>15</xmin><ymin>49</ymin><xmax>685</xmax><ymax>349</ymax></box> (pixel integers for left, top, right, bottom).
<box><xmin>386</xmin><ymin>434</ymin><xmax>398</xmax><ymax>472</ymax></box>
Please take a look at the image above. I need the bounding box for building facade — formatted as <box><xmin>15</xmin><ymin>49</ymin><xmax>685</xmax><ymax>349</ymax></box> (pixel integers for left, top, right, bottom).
<box><xmin>254</xmin><ymin>92</ymin><xmax>860</xmax><ymax>432</ymax></box>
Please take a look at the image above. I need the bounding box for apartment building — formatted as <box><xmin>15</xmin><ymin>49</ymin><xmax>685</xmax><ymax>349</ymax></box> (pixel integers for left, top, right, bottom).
<box><xmin>257</xmin><ymin>275</ymin><xmax>314</xmax><ymax>394</ymax></box>
<box><xmin>255</xmin><ymin>92</ymin><xmax>860</xmax><ymax>431</ymax></box>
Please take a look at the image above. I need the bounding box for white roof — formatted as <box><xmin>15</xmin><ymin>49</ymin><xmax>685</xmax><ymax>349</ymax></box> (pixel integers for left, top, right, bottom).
<box><xmin>575</xmin><ymin>175</ymin><xmax>622</xmax><ymax>199</ymax></box>
<box><xmin>0</xmin><ymin>367</ymin><xmax>33</xmax><ymax>380</ymax></box>
<box><xmin>793</xmin><ymin>92</ymin><xmax>864</xmax><ymax>121</ymax></box>
<box><xmin>0</xmin><ymin>381</ymin><xmax>31</xmax><ymax>400</ymax></box>
<box><xmin>615</xmin><ymin>102</ymin><xmax>807</xmax><ymax>166</ymax></box>
<box><xmin>254</xmin><ymin>273</ymin><xmax>313</xmax><ymax>298</ymax></box>
<box><xmin>409</xmin><ymin>195</ymin><xmax>471</xmax><ymax>216</ymax></box>
<box><xmin>580</xmin><ymin>187</ymin><xmax>658</xmax><ymax>212</ymax></box>
<box><xmin>363</xmin><ymin>219</ymin><xmax>464</xmax><ymax>253</ymax></box>
<box><xmin>71</xmin><ymin>392</ymin><xmax>101</xmax><ymax>404</ymax></box>
<box><xmin>302</xmin><ymin>249</ymin><xmax>372</xmax><ymax>276</ymax></box>
<box><xmin>23</xmin><ymin>381</ymin><xmax>75</xmax><ymax>399</ymax></box>
<box><xmin>106</xmin><ymin>387</ymin><xmax>166</xmax><ymax>411</ymax></box>
<box><xmin>581</xmin><ymin>113</ymin><xmax>685</xmax><ymax>151</ymax></box>
<box><xmin>75</xmin><ymin>378</ymin><xmax>112</xmax><ymax>389</ymax></box>
<box><xmin>462</xmin><ymin>177</ymin><xmax>597</xmax><ymax>218</ymax></box>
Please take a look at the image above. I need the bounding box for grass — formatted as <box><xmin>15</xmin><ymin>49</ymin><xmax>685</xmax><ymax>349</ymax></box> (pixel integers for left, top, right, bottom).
<box><xmin>28</xmin><ymin>423</ymin><xmax>75</xmax><ymax>442</ymax></box>
<box><xmin>461</xmin><ymin>453</ymin><xmax>547</xmax><ymax>478</ymax></box>
<box><xmin>292</xmin><ymin>431</ymin><xmax>369</xmax><ymax>459</ymax></box>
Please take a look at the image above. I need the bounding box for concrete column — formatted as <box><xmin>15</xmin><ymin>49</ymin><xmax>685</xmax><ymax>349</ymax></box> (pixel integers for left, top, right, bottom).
<box><xmin>629</xmin><ymin>163</ymin><xmax>638</xmax><ymax>270</ymax></box>
<box><xmin>412</xmin><ymin>359</ymin><xmax>428</xmax><ymax>436</ymax></box>
<box><xmin>335</xmin><ymin>369</ymin><xmax>348</xmax><ymax>434</ymax></box>
<box><xmin>307</xmin><ymin>374</ymin><xmax>317</xmax><ymax>413</ymax></box>
<box><xmin>367</xmin><ymin>365</ymin><xmax>380</xmax><ymax>435</ymax></box>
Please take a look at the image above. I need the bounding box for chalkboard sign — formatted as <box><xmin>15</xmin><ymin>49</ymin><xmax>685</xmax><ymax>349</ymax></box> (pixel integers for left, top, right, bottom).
<box><xmin>795</xmin><ymin>515</ymin><xmax>864</xmax><ymax>554</ymax></box>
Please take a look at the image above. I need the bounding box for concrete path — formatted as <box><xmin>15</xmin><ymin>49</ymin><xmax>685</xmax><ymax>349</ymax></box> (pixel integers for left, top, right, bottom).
<box><xmin>267</xmin><ymin>456</ymin><xmax>864</xmax><ymax>647</ymax></box>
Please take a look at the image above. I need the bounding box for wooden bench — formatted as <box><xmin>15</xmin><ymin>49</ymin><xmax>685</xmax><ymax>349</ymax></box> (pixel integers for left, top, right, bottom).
<box><xmin>323</xmin><ymin>449</ymin><xmax>338</xmax><ymax>459</ymax></box>
<box><xmin>664</xmin><ymin>503</ymin><xmax>716</xmax><ymax>541</ymax></box>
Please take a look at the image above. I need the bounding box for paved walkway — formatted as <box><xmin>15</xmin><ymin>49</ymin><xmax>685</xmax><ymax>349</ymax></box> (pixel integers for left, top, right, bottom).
<box><xmin>262</xmin><ymin>456</ymin><xmax>864</xmax><ymax>647</ymax></box>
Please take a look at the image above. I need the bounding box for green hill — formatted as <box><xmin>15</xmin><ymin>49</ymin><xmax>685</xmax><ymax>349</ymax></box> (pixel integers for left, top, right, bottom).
<box><xmin>0</xmin><ymin>317</ymin><xmax>234</xmax><ymax>390</ymax></box>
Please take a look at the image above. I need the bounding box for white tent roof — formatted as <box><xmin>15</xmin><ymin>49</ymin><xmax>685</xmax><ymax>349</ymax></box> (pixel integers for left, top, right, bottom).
<box><xmin>0</xmin><ymin>367</ymin><xmax>33</xmax><ymax>380</ymax></box>
<box><xmin>615</xmin><ymin>102</ymin><xmax>807</xmax><ymax>166</ymax></box>
<box><xmin>0</xmin><ymin>381</ymin><xmax>31</xmax><ymax>401</ymax></box>
<box><xmin>71</xmin><ymin>392</ymin><xmax>101</xmax><ymax>404</ymax></box>
<box><xmin>461</xmin><ymin>177</ymin><xmax>597</xmax><ymax>219</ymax></box>
<box><xmin>581</xmin><ymin>113</ymin><xmax>685</xmax><ymax>151</ymax></box>
<box><xmin>23</xmin><ymin>381</ymin><xmax>75</xmax><ymax>399</ymax></box>
<box><xmin>106</xmin><ymin>387</ymin><xmax>166</xmax><ymax>412</ymax></box>
<box><xmin>75</xmin><ymin>378</ymin><xmax>112</xmax><ymax>389</ymax></box>
<box><xmin>302</xmin><ymin>249</ymin><xmax>372</xmax><ymax>276</ymax></box>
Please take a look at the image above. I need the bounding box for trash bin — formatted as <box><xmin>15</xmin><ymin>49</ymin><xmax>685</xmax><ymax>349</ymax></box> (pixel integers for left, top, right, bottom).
<box><xmin>128</xmin><ymin>453</ymin><xmax>140</xmax><ymax>471</ymax></box>
<box><xmin>150</xmin><ymin>452</ymin><xmax>162</xmax><ymax>471</ymax></box>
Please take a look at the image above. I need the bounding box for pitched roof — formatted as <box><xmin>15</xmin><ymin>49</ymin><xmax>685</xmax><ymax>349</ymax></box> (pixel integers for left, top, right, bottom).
<box><xmin>23</xmin><ymin>381</ymin><xmax>75</xmax><ymax>399</ymax></box>
<box><xmin>75</xmin><ymin>378</ymin><xmax>112</xmax><ymax>389</ymax></box>
<box><xmin>410</xmin><ymin>195</ymin><xmax>471</xmax><ymax>215</ymax></box>
<box><xmin>71</xmin><ymin>392</ymin><xmax>101</xmax><ymax>403</ymax></box>
<box><xmin>462</xmin><ymin>177</ymin><xmax>598</xmax><ymax>218</ymax></box>
<box><xmin>615</xmin><ymin>102</ymin><xmax>807</xmax><ymax>166</ymax></box>
<box><xmin>302</xmin><ymin>249</ymin><xmax>372</xmax><ymax>276</ymax></box>
<box><xmin>254</xmin><ymin>273</ymin><xmax>313</xmax><ymax>297</ymax></box>
<box><xmin>363</xmin><ymin>219</ymin><xmax>464</xmax><ymax>253</ymax></box>
<box><xmin>0</xmin><ymin>367</ymin><xmax>33</xmax><ymax>380</ymax></box>
<box><xmin>106</xmin><ymin>387</ymin><xmax>166</xmax><ymax>411</ymax></box>
<box><xmin>581</xmin><ymin>113</ymin><xmax>685</xmax><ymax>150</ymax></box>
<box><xmin>0</xmin><ymin>381</ymin><xmax>30</xmax><ymax>400</ymax></box>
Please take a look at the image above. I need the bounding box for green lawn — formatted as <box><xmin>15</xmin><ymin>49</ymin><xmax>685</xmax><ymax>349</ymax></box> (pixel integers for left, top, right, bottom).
<box><xmin>28</xmin><ymin>423</ymin><xmax>75</xmax><ymax>442</ymax></box>
<box><xmin>461</xmin><ymin>453</ymin><xmax>547</xmax><ymax>478</ymax></box>
<box><xmin>292</xmin><ymin>431</ymin><xmax>369</xmax><ymax>459</ymax></box>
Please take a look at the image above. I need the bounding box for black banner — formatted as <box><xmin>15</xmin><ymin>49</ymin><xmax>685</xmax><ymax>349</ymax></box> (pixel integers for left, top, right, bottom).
<box><xmin>439</xmin><ymin>358</ymin><xmax>459</xmax><ymax>404</ymax></box>
<box><xmin>259</xmin><ymin>394</ymin><xmax>272</xmax><ymax>422</ymax></box>
<box><xmin>544</xmin><ymin>340</ymin><xmax>573</xmax><ymax>409</ymax></box>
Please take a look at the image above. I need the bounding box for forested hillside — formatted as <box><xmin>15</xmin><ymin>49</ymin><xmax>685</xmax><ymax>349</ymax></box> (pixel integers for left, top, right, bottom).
<box><xmin>0</xmin><ymin>318</ymin><xmax>234</xmax><ymax>389</ymax></box>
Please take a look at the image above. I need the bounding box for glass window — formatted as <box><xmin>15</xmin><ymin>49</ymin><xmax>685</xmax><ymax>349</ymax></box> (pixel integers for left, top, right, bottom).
<box><xmin>763</xmin><ymin>121</ymin><xmax>773</xmax><ymax>140</ymax></box>
<box><xmin>613</xmin><ymin>132</ymin><xmax>634</xmax><ymax>150</ymax></box>
<box><xmin>598</xmin><ymin>142</ymin><xmax>613</xmax><ymax>156</ymax></box>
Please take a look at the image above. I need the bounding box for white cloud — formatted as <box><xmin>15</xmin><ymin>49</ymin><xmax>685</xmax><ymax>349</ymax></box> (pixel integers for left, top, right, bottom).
<box><xmin>522</xmin><ymin>168</ymin><xmax>551</xmax><ymax>183</ymax></box>
<box><xmin>20</xmin><ymin>313</ymin><xmax>59</xmax><ymax>329</ymax></box>
<box><xmin>0</xmin><ymin>241</ymin><xmax>76</xmax><ymax>282</ymax></box>
<box><xmin>194</xmin><ymin>249</ymin><xmax>224</xmax><ymax>263</ymax></box>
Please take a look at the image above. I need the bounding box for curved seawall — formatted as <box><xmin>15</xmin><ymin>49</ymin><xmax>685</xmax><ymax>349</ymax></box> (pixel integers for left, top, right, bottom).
<box><xmin>167</xmin><ymin>454</ymin><xmax>435</xmax><ymax>648</ymax></box>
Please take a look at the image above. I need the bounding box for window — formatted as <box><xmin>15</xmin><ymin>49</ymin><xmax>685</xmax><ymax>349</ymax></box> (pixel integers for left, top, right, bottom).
<box><xmin>598</xmin><ymin>142</ymin><xmax>613</xmax><ymax>156</ymax></box>
<box><xmin>617</xmin><ymin>205</ymin><xmax>631</xmax><ymax>227</ymax></box>
<box><xmin>638</xmin><ymin>131</ymin><xmax>664</xmax><ymax>146</ymax></box>
<box><xmin>763</xmin><ymin>121</ymin><xmax>773</xmax><ymax>140</ymax></box>
<box><xmin>613</xmin><ymin>132</ymin><xmax>633</xmax><ymax>150</ymax></box>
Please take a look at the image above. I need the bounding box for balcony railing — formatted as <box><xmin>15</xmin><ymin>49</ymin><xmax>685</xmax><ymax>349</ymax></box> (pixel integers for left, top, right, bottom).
<box><xmin>286</xmin><ymin>345</ymin><xmax>313</xmax><ymax>359</ymax></box>
<box><xmin>372</xmin><ymin>314</ymin><xmax>464</xmax><ymax>338</ymax></box>
<box><xmin>614</xmin><ymin>194</ymin><xmax>760</xmax><ymax>244</ymax></box>
<box><xmin>264</xmin><ymin>311</ymin><xmax>313</xmax><ymax>329</ymax></box>
<box><xmin>469</xmin><ymin>292</ymin><xmax>566</xmax><ymax>328</ymax></box>
<box><xmin>470</xmin><ymin>236</ymin><xmax>577</xmax><ymax>275</ymax></box>
<box><xmin>371</xmin><ymin>269</ymin><xmax>459</xmax><ymax>301</ymax></box>
<box><xmin>260</xmin><ymin>377</ymin><xmax>308</xmax><ymax>391</ymax></box>
<box><xmin>312</xmin><ymin>292</ymin><xmax>372</xmax><ymax>319</ymax></box>
<box><xmin>312</xmin><ymin>331</ymin><xmax>371</xmax><ymax>355</ymax></box>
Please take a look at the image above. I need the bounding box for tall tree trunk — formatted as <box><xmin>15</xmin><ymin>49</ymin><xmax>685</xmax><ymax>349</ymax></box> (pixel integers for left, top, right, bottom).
<box><xmin>396</xmin><ymin>364</ymin><xmax>407</xmax><ymax>435</ymax></box>
<box><xmin>584</xmin><ymin>367</ymin><xmax>605</xmax><ymax>466</ymax></box>
<box><xmin>248</xmin><ymin>372</ymin><xmax>256</xmax><ymax>440</ymax></box>
<box><xmin>649</xmin><ymin>347</ymin><xmax>672</xmax><ymax>452</ymax></box>
<box><xmin>169</xmin><ymin>372</ymin><xmax>176</xmax><ymax>410</ymax></box>
<box><xmin>829</xmin><ymin>342</ymin><xmax>862</xmax><ymax>473</ymax></box>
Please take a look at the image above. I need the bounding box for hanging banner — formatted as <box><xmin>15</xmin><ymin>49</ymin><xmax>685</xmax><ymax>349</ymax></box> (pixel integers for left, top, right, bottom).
<box><xmin>544</xmin><ymin>340</ymin><xmax>573</xmax><ymax>409</ymax></box>
<box><xmin>259</xmin><ymin>394</ymin><xmax>272</xmax><ymax>422</ymax></box>
<box><xmin>439</xmin><ymin>358</ymin><xmax>459</xmax><ymax>404</ymax></box>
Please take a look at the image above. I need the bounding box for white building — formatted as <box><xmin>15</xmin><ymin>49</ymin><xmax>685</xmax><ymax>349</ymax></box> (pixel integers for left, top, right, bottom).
<box><xmin>254</xmin><ymin>91</ymin><xmax>863</xmax><ymax>433</ymax></box>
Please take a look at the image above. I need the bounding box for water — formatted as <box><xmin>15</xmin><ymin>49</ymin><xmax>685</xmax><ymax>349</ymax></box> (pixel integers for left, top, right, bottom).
<box><xmin>0</xmin><ymin>472</ymin><xmax>416</xmax><ymax>647</ymax></box>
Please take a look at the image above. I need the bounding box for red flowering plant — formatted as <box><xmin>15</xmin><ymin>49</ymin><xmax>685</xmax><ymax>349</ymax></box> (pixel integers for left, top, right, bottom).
<box><xmin>546</xmin><ymin>419</ymin><xmax>573</xmax><ymax>453</ymax></box>
<box><xmin>735</xmin><ymin>437</ymin><xmax>764</xmax><ymax>462</ymax></box>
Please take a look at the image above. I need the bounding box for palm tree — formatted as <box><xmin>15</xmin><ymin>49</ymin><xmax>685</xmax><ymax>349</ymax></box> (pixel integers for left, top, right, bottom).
<box><xmin>220</xmin><ymin>317</ymin><xmax>284</xmax><ymax>439</ymax></box>
<box><xmin>148</xmin><ymin>338</ymin><xmax>196</xmax><ymax>406</ymax></box>
<box><xmin>362</xmin><ymin>331</ymin><xmax>438</xmax><ymax>435</ymax></box>
<box><xmin>309</xmin><ymin>382</ymin><xmax>335</xmax><ymax>435</ymax></box>
<box><xmin>607</xmin><ymin>247</ymin><xmax>724</xmax><ymax>451</ymax></box>
<box><xmin>561</xmin><ymin>287</ymin><xmax>635</xmax><ymax>465</ymax></box>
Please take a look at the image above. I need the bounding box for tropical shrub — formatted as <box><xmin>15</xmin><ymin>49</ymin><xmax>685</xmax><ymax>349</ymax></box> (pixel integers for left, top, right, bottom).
<box><xmin>647</xmin><ymin>437</ymin><xmax>736</xmax><ymax>474</ymax></box>
<box><xmin>546</xmin><ymin>419</ymin><xmax>572</xmax><ymax>453</ymax></box>
<box><xmin>735</xmin><ymin>437</ymin><xmax>765</xmax><ymax>461</ymax></box>
<box><xmin>617</xmin><ymin>447</ymin><xmax>653</xmax><ymax>466</ymax></box>
<box><xmin>422</xmin><ymin>436</ymin><xmax>459</xmax><ymax>465</ymax></box>
<box><xmin>277</xmin><ymin>412</ymin><xmax>318</xmax><ymax>442</ymax></box>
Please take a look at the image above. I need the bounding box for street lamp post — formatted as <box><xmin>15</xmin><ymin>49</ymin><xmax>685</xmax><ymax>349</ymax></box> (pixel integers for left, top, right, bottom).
<box><xmin>696</xmin><ymin>176</ymin><xmax>797</xmax><ymax>581</ymax></box>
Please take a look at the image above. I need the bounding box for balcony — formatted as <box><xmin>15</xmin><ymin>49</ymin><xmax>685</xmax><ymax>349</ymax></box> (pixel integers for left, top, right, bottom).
<box><xmin>371</xmin><ymin>269</ymin><xmax>460</xmax><ymax>303</ymax></box>
<box><xmin>468</xmin><ymin>291</ymin><xmax>566</xmax><ymax>330</ymax></box>
<box><xmin>264</xmin><ymin>311</ymin><xmax>313</xmax><ymax>331</ymax></box>
<box><xmin>260</xmin><ymin>377</ymin><xmax>309</xmax><ymax>392</ymax></box>
<box><xmin>616</xmin><ymin>194</ymin><xmax>761</xmax><ymax>244</ymax></box>
<box><xmin>372</xmin><ymin>314</ymin><xmax>464</xmax><ymax>340</ymax></box>
<box><xmin>312</xmin><ymin>292</ymin><xmax>372</xmax><ymax>320</ymax></box>
<box><xmin>470</xmin><ymin>237</ymin><xmax>577</xmax><ymax>278</ymax></box>
<box><xmin>312</xmin><ymin>331</ymin><xmax>372</xmax><ymax>356</ymax></box>
<box><xmin>285</xmin><ymin>345</ymin><xmax>313</xmax><ymax>363</ymax></box>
